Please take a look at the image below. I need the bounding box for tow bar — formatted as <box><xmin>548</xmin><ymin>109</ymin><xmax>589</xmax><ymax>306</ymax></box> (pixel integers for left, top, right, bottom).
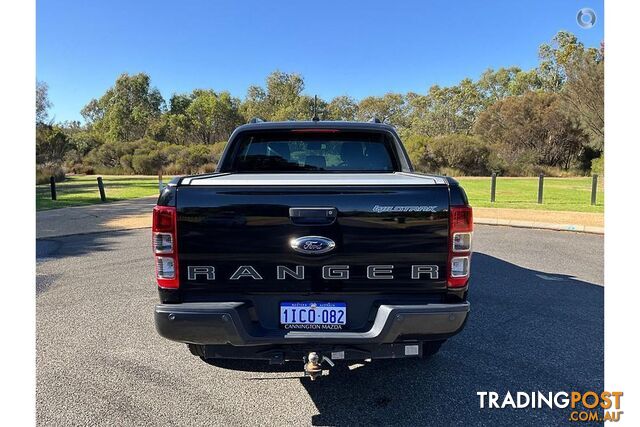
<box><xmin>303</xmin><ymin>352</ymin><xmax>335</xmax><ymax>380</ymax></box>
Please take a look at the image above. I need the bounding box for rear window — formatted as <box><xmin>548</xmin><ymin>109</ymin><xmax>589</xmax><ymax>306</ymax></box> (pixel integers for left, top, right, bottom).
<box><xmin>225</xmin><ymin>130</ymin><xmax>399</xmax><ymax>172</ymax></box>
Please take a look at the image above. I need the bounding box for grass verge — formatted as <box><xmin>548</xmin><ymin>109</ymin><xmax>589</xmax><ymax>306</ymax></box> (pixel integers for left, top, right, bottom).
<box><xmin>456</xmin><ymin>177</ymin><xmax>604</xmax><ymax>213</ymax></box>
<box><xmin>36</xmin><ymin>175</ymin><xmax>166</xmax><ymax>210</ymax></box>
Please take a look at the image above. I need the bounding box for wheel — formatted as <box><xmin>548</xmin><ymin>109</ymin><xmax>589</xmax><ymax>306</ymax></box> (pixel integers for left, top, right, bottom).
<box><xmin>187</xmin><ymin>344</ymin><xmax>205</xmax><ymax>357</ymax></box>
<box><xmin>422</xmin><ymin>339</ymin><xmax>446</xmax><ymax>358</ymax></box>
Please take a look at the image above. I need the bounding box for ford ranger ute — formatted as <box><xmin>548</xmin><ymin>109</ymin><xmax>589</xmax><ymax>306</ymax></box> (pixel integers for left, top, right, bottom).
<box><xmin>153</xmin><ymin>119</ymin><xmax>472</xmax><ymax>379</ymax></box>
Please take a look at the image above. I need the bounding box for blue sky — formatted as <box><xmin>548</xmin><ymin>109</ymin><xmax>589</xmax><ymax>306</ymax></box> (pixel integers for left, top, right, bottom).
<box><xmin>37</xmin><ymin>0</ymin><xmax>604</xmax><ymax>122</ymax></box>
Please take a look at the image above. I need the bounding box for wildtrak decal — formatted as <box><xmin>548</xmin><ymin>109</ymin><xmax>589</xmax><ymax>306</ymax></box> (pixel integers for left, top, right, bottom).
<box><xmin>372</xmin><ymin>205</ymin><xmax>439</xmax><ymax>213</ymax></box>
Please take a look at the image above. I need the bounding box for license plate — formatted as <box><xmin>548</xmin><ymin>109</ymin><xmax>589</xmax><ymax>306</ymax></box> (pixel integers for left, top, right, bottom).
<box><xmin>280</xmin><ymin>302</ymin><xmax>346</xmax><ymax>327</ymax></box>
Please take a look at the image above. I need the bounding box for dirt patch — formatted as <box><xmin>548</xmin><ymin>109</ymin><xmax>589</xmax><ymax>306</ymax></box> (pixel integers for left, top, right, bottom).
<box><xmin>103</xmin><ymin>213</ymin><xmax>151</xmax><ymax>230</ymax></box>
<box><xmin>474</xmin><ymin>207</ymin><xmax>603</xmax><ymax>228</ymax></box>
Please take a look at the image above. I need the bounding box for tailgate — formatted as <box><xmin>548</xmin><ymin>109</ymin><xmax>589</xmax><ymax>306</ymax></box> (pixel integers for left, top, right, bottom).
<box><xmin>176</xmin><ymin>182</ymin><xmax>450</xmax><ymax>295</ymax></box>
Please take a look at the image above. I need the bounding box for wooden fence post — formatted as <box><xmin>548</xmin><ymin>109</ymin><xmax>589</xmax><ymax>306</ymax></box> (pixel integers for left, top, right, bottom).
<box><xmin>537</xmin><ymin>173</ymin><xmax>544</xmax><ymax>204</ymax></box>
<box><xmin>97</xmin><ymin>176</ymin><xmax>106</xmax><ymax>202</ymax></box>
<box><xmin>490</xmin><ymin>173</ymin><xmax>497</xmax><ymax>203</ymax></box>
<box><xmin>50</xmin><ymin>176</ymin><xmax>57</xmax><ymax>201</ymax></box>
<box><xmin>591</xmin><ymin>175</ymin><xmax>598</xmax><ymax>206</ymax></box>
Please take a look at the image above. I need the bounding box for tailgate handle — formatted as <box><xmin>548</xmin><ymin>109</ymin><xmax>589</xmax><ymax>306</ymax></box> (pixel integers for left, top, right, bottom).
<box><xmin>289</xmin><ymin>207</ymin><xmax>337</xmax><ymax>225</ymax></box>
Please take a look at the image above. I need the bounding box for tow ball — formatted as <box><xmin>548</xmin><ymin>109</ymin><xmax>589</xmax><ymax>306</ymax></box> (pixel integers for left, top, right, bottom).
<box><xmin>303</xmin><ymin>352</ymin><xmax>334</xmax><ymax>380</ymax></box>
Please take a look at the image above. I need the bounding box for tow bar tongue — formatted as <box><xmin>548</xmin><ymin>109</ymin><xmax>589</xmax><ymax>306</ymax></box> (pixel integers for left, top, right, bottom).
<box><xmin>304</xmin><ymin>352</ymin><xmax>334</xmax><ymax>380</ymax></box>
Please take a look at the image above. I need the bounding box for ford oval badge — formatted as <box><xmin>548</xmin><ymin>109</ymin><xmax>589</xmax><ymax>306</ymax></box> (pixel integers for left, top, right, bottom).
<box><xmin>290</xmin><ymin>236</ymin><xmax>336</xmax><ymax>255</ymax></box>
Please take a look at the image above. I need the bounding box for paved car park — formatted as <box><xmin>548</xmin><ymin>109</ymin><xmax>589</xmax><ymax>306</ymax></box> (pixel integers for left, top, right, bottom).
<box><xmin>36</xmin><ymin>225</ymin><xmax>603</xmax><ymax>425</ymax></box>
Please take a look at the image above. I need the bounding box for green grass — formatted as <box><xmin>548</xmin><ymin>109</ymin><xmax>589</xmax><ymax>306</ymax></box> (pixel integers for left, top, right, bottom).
<box><xmin>456</xmin><ymin>177</ymin><xmax>604</xmax><ymax>213</ymax></box>
<box><xmin>36</xmin><ymin>175</ymin><xmax>167</xmax><ymax>211</ymax></box>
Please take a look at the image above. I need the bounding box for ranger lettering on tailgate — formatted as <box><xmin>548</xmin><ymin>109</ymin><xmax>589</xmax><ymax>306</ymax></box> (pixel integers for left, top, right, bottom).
<box><xmin>187</xmin><ymin>265</ymin><xmax>440</xmax><ymax>281</ymax></box>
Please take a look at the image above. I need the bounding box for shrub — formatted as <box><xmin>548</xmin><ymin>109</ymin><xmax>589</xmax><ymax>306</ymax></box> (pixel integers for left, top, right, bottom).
<box><xmin>79</xmin><ymin>165</ymin><xmax>95</xmax><ymax>175</ymax></box>
<box><xmin>403</xmin><ymin>135</ymin><xmax>434</xmax><ymax>172</ymax></box>
<box><xmin>402</xmin><ymin>134</ymin><xmax>492</xmax><ymax>175</ymax></box>
<box><xmin>575</xmin><ymin>146</ymin><xmax>601</xmax><ymax>173</ymax></box>
<box><xmin>66</xmin><ymin>163</ymin><xmax>95</xmax><ymax>175</ymax></box>
<box><xmin>591</xmin><ymin>155</ymin><xmax>604</xmax><ymax>176</ymax></box>
<box><xmin>210</xmin><ymin>141</ymin><xmax>227</xmax><ymax>164</ymax></box>
<box><xmin>80</xmin><ymin>138</ymin><xmax>228</xmax><ymax>175</ymax></box>
<box><xmin>90</xmin><ymin>166</ymin><xmax>130</xmax><ymax>175</ymax></box>
<box><xmin>430</xmin><ymin>134</ymin><xmax>491</xmax><ymax>176</ymax></box>
<box><xmin>85</xmin><ymin>140</ymin><xmax>141</xmax><ymax>168</ymax></box>
<box><xmin>36</xmin><ymin>164</ymin><xmax>65</xmax><ymax>185</ymax></box>
<box><xmin>36</xmin><ymin>125</ymin><xmax>72</xmax><ymax>165</ymax></box>
<box><xmin>131</xmin><ymin>150</ymin><xmax>168</xmax><ymax>174</ymax></box>
<box><xmin>175</xmin><ymin>145</ymin><xmax>212</xmax><ymax>174</ymax></box>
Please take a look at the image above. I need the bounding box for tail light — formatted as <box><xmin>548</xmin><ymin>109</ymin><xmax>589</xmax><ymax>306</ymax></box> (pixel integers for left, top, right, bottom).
<box><xmin>153</xmin><ymin>206</ymin><xmax>179</xmax><ymax>288</ymax></box>
<box><xmin>448</xmin><ymin>205</ymin><xmax>473</xmax><ymax>288</ymax></box>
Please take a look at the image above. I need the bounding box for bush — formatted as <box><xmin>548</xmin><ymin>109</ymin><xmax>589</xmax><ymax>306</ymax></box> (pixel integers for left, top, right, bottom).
<box><xmin>36</xmin><ymin>125</ymin><xmax>72</xmax><ymax>165</ymax></box>
<box><xmin>36</xmin><ymin>164</ymin><xmax>65</xmax><ymax>185</ymax></box>
<box><xmin>210</xmin><ymin>141</ymin><xmax>227</xmax><ymax>164</ymax></box>
<box><xmin>90</xmin><ymin>166</ymin><xmax>130</xmax><ymax>175</ymax></box>
<box><xmin>85</xmin><ymin>140</ymin><xmax>142</xmax><ymax>169</ymax></box>
<box><xmin>66</xmin><ymin>164</ymin><xmax>95</xmax><ymax>175</ymax></box>
<box><xmin>174</xmin><ymin>145</ymin><xmax>211</xmax><ymax>173</ymax></box>
<box><xmin>486</xmin><ymin>149</ymin><xmax>590</xmax><ymax>177</ymax></box>
<box><xmin>403</xmin><ymin>135</ymin><xmax>433</xmax><ymax>172</ymax></box>
<box><xmin>403</xmin><ymin>134</ymin><xmax>492</xmax><ymax>175</ymax></box>
<box><xmin>591</xmin><ymin>155</ymin><xmax>604</xmax><ymax>176</ymax></box>
<box><xmin>131</xmin><ymin>150</ymin><xmax>167</xmax><ymax>174</ymax></box>
<box><xmin>430</xmin><ymin>135</ymin><xmax>491</xmax><ymax>176</ymax></box>
<box><xmin>575</xmin><ymin>146</ymin><xmax>601</xmax><ymax>173</ymax></box>
<box><xmin>82</xmin><ymin>138</ymin><xmax>222</xmax><ymax>175</ymax></box>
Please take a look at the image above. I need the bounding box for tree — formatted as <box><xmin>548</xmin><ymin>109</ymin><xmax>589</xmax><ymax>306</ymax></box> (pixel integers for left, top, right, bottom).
<box><xmin>186</xmin><ymin>90</ymin><xmax>242</xmax><ymax>144</ymax></box>
<box><xmin>537</xmin><ymin>31</ymin><xmax>600</xmax><ymax>92</ymax></box>
<box><xmin>81</xmin><ymin>73</ymin><xmax>165</xmax><ymax>142</ymax></box>
<box><xmin>326</xmin><ymin>96</ymin><xmax>358</xmax><ymax>121</ymax></box>
<box><xmin>407</xmin><ymin>79</ymin><xmax>482</xmax><ymax>136</ymax></box>
<box><xmin>80</xmin><ymin>98</ymin><xmax>103</xmax><ymax>124</ymax></box>
<box><xmin>57</xmin><ymin>120</ymin><xmax>105</xmax><ymax>166</ymax></box>
<box><xmin>474</xmin><ymin>92</ymin><xmax>587</xmax><ymax>169</ymax></box>
<box><xmin>476</xmin><ymin>67</ymin><xmax>543</xmax><ymax>104</ymax></box>
<box><xmin>147</xmin><ymin>93</ymin><xmax>194</xmax><ymax>144</ymax></box>
<box><xmin>561</xmin><ymin>44</ymin><xmax>604</xmax><ymax>151</ymax></box>
<box><xmin>169</xmin><ymin>93</ymin><xmax>192</xmax><ymax>115</ymax></box>
<box><xmin>240</xmin><ymin>71</ymin><xmax>317</xmax><ymax>121</ymax></box>
<box><xmin>242</xmin><ymin>85</ymin><xmax>269</xmax><ymax>120</ymax></box>
<box><xmin>357</xmin><ymin>93</ymin><xmax>407</xmax><ymax>127</ymax></box>
<box><xmin>36</xmin><ymin>81</ymin><xmax>52</xmax><ymax>123</ymax></box>
<box><xmin>36</xmin><ymin>125</ymin><xmax>71</xmax><ymax>165</ymax></box>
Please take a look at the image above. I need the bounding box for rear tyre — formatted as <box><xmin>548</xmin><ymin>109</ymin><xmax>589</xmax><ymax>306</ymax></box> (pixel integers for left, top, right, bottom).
<box><xmin>188</xmin><ymin>344</ymin><xmax>205</xmax><ymax>357</ymax></box>
<box><xmin>422</xmin><ymin>339</ymin><xmax>446</xmax><ymax>359</ymax></box>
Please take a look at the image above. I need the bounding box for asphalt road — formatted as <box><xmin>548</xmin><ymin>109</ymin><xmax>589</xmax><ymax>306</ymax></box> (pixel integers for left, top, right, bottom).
<box><xmin>36</xmin><ymin>225</ymin><xmax>603</xmax><ymax>426</ymax></box>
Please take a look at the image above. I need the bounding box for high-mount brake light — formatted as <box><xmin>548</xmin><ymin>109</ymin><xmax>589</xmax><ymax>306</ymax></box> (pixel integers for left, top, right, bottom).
<box><xmin>152</xmin><ymin>206</ymin><xmax>179</xmax><ymax>288</ymax></box>
<box><xmin>448</xmin><ymin>206</ymin><xmax>473</xmax><ymax>288</ymax></box>
<box><xmin>290</xmin><ymin>129</ymin><xmax>340</xmax><ymax>133</ymax></box>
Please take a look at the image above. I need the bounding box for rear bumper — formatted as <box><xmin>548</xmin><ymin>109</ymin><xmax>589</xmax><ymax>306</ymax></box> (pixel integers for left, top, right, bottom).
<box><xmin>154</xmin><ymin>301</ymin><xmax>470</xmax><ymax>345</ymax></box>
